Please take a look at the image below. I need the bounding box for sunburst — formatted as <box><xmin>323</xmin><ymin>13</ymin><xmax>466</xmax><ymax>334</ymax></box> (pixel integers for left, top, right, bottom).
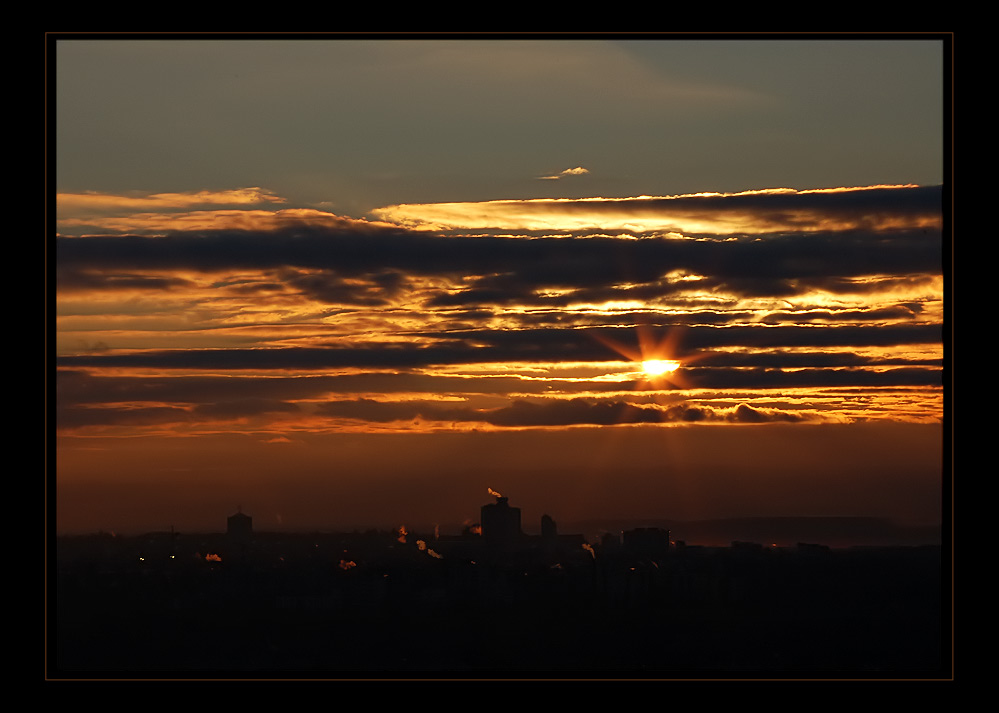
<box><xmin>591</xmin><ymin>324</ymin><xmax>694</xmax><ymax>387</ymax></box>
<box><xmin>641</xmin><ymin>359</ymin><xmax>680</xmax><ymax>377</ymax></box>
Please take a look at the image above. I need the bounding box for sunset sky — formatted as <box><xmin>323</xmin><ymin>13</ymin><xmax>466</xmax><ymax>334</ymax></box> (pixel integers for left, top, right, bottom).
<box><xmin>52</xmin><ymin>36</ymin><xmax>949</xmax><ymax>536</ymax></box>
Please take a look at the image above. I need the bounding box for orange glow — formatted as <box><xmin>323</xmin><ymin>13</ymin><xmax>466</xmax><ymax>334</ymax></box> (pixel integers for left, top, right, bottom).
<box><xmin>56</xmin><ymin>208</ymin><xmax>398</xmax><ymax>235</ymax></box>
<box><xmin>56</xmin><ymin>187</ymin><xmax>288</xmax><ymax>215</ymax></box>
<box><xmin>205</xmin><ymin>553</ymin><xmax>222</xmax><ymax>562</ymax></box>
<box><xmin>642</xmin><ymin>359</ymin><xmax>680</xmax><ymax>377</ymax></box>
<box><xmin>53</xmin><ymin>171</ymin><xmax>945</xmax><ymax>538</ymax></box>
<box><xmin>370</xmin><ymin>185</ymin><xmax>942</xmax><ymax>233</ymax></box>
<box><xmin>417</xmin><ymin>540</ymin><xmax>443</xmax><ymax>559</ymax></box>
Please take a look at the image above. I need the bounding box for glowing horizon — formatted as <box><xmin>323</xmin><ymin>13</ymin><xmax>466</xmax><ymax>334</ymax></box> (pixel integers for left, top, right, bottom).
<box><xmin>52</xmin><ymin>36</ymin><xmax>947</xmax><ymax>536</ymax></box>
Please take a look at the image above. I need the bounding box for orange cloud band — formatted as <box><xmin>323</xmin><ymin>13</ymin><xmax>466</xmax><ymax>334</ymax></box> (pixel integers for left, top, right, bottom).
<box><xmin>372</xmin><ymin>184</ymin><xmax>941</xmax><ymax>234</ymax></box>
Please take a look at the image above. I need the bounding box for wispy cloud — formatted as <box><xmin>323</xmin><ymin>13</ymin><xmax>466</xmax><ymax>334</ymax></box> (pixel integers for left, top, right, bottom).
<box><xmin>538</xmin><ymin>166</ymin><xmax>590</xmax><ymax>180</ymax></box>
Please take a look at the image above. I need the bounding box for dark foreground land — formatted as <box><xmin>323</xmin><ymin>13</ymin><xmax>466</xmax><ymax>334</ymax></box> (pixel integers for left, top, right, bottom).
<box><xmin>51</xmin><ymin>530</ymin><xmax>946</xmax><ymax>678</ymax></box>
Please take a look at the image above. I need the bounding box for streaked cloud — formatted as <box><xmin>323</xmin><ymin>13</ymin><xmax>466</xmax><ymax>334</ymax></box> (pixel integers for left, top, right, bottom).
<box><xmin>57</xmin><ymin>208</ymin><xmax>398</xmax><ymax>236</ymax></box>
<box><xmin>55</xmin><ymin>186</ymin><xmax>400</xmax><ymax>236</ymax></box>
<box><xmin>57</xmin><ymin>187</ymin><xmax>287</xmax><ymax>214</ymax></box>
<box><xmin>371</xmin><ymin>184</ymin><xmax>941</xmax><ymax>233</ymax></box>
<box><xmin>55</xmin><ymin>181</ymin><xmax>944</xmax><ymax>436</ymax></box>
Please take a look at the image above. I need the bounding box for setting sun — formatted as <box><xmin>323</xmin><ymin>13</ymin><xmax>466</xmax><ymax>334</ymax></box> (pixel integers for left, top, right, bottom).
<box><xmin>641</xmin><ymin>359</ymin><xmax>680</xmax><ymax>377</ymax></box>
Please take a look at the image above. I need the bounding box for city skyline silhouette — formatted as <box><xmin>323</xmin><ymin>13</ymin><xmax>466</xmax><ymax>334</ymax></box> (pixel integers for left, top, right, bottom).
<box><xmin>53</xmin><ymin>490</ymin><xmax>946</xmax><ymax>677</ymax></box>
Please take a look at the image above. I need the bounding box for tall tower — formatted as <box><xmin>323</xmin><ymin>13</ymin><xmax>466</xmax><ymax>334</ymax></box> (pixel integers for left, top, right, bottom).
<box><xmin>480</xmin><ymin>494</ymin><xmax>522</xmax><ymax>548</ymax></box>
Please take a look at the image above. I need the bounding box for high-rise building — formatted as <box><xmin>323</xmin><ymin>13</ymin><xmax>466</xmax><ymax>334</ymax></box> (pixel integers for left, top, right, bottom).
<box><xmin>480</xmin><ymin>495</ymin><xmax>522</xmax><ymax>547</ymax></box>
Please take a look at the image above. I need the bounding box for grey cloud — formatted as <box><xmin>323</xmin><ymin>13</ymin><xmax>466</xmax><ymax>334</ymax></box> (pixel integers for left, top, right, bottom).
<box><xmin>508</xmin><ymin>305</ymin><xmax>932</xmax><ymax>330</ymax></box>
<box><xmin>316</xmin><ymin>397</ymin><xmax>813</xmax><ymax>428</ymax></box>
<box><xmin>56</xmin><ymin>270</ymin><xmax>197</xmax><ymax>292</ymax></box>
<box><xmin>507</xmin><ymin>184</ymin><xmax>941</xmax><ymax>227</ymax></box>
<box><xmin>281</xmin><ymin>269</ymin><xmax>401</xmax><ymax>306</ymax></box>
<box><xmin>56</xmin><ymin>223</ymin><xmax>941</xmax><ymax>294</ymax></box>
<box><xmin>55</xmin><ymin>215</ymin><xmax>942</xmax><ymax>318</ymax></box>
<box><xmin>423</xmin><ymin>323</ymin><xmax>943</xmax><ymax>357</ymax></box>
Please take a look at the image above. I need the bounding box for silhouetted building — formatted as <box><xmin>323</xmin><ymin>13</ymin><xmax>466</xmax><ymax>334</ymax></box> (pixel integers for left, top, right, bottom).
<box><xmin>480</xmin><ymin>495</ymin><xmax>522</xmax><ymax>548</ymax></box>
<box><xmin>227</xmin><ymin>508</ymin><xmax>252</xmax><ymax>540</ymax></box>
<box><xmin>541</xmin><ymin>514</ymin><xmax>557</xmax><ymax>539</ymax></box>
<box><xmin>622</xmin><ymin>527</ymin><xmax>670</xmax><ymax>558</ymax></box>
